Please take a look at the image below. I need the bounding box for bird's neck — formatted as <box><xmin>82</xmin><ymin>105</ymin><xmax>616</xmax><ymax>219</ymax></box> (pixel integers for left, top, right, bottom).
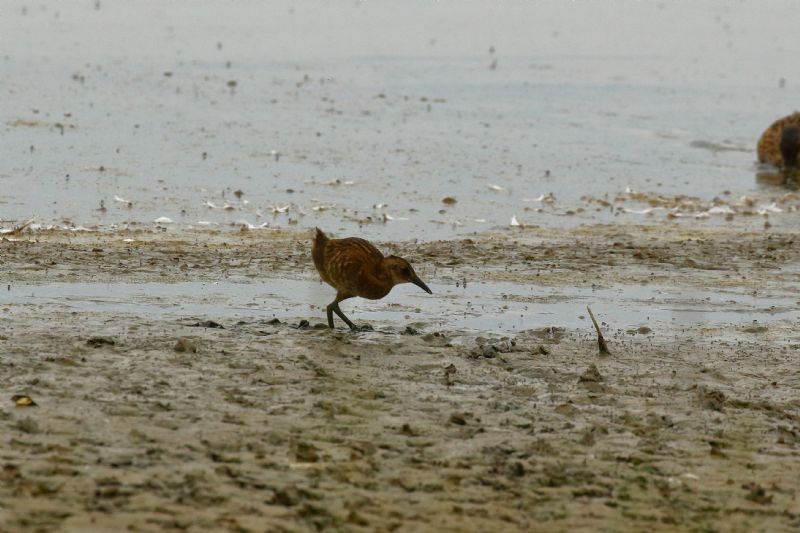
<box><xmin>361</xmin><ymin>261</ymin><xmax>394</xmax><ymax>299</ymax></box>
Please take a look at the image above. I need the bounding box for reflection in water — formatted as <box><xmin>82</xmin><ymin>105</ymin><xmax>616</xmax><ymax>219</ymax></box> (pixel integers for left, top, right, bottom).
<box><xmin>3</xmin><ymin>2</ymin><xmax>800</xmax><ymax>239</ymax></box>
<box><xmin>756</xmin><ymin>168</ymin><xmax>800</xmax><ymax>191</ymax></box>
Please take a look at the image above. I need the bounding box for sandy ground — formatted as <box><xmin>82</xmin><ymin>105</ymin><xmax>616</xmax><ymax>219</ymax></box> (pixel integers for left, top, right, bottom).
<box><xmin>2</xmin><ymin>224</ymin><xmax>800</xmax><ymax>532</ymax></box>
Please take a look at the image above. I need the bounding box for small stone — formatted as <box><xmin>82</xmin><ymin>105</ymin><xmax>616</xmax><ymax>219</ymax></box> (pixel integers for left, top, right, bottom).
<box><xmin>449</xmin><ymin>413</ymin><xmax>467</xmax><ymax>426</ymax></box>
<box><xmin>400</xmin><ymin>423</ymin><xmax>417</xmax><ymax>436</ymax></box>
<box><xmin>87</xmin><ymin>336</ymin><xmax>115</xmax><ymax>348</ymax></box>
<box><xmin>190</xmin><ymin>320</ymin><xmax>224</xmax><ymax>329</ymax></box>
<box><xmin>295</xmin><ymin>442</ymin><xmax>319</xmax><ymax>463</ymax></box>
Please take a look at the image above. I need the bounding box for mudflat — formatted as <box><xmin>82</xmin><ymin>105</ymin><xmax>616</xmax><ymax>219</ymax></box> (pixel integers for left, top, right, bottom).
<box><xmin>2</xmin><ymin>223</ymin><xmax>799</xmax><ymax>532</ymax></box>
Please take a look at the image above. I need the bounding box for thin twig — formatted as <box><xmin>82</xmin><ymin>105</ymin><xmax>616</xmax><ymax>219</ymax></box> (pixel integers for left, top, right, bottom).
<box><xmin>10</xmin><ymin>218</ymin><xmax>35</xmax><ymax>235</ymax></box>
<box><xmin>587</xmin><ymin>306</ymin><xmax>610</xmax><ymax>355</ymax></box>
<box><xmin>1</xmin><ymin>218</ymin><xmax>35</xmax><ymax>236</ymax></box>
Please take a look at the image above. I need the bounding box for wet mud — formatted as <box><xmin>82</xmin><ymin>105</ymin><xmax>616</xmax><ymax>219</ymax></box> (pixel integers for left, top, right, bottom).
<box><xmin>2</xmin><ymin>224</ymin><xmax>799</xmax><ymax>532</ymax></box>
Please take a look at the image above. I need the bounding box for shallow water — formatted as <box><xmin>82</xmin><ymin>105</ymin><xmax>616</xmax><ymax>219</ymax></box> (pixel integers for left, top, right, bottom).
<box><xmin>2</xmin><ymin>1</ymin><xmax>798</xmax><ymax>240</ymax></box>
<box><xmin>4</xmin><ymin>279</ymin><xmax>796</xmax><ymax>335</ymax></box>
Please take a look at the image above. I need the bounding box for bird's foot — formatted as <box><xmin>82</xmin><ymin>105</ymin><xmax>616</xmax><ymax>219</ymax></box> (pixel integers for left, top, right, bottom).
<box><xmin>349</xmin><ymin>324</ymin><xmax>373</xmax><ymax>333</ymax></box>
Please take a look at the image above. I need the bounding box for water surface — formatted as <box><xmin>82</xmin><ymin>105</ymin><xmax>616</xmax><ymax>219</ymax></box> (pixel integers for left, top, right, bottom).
<box><xmin>2</xmin><ymin>1</ymin><xmax>798</xmax><ymax>240</ymax></box>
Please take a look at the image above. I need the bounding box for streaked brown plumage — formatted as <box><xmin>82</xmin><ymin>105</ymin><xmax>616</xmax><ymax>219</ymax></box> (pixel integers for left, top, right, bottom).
<box><xmin>757</xmin><ymin>112</ymin><xmax>800</xmax><ymax>167</ymax></box>
<box><xmin>312</xmin><ymin>228</ymin><xmax>432</xmax><ymax>331</ymax></box>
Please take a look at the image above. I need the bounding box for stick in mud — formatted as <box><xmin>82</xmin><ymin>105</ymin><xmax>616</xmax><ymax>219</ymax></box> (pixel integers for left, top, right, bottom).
<box><xmin>9</xmin><ymin>218</ymin><xmax>35</xmax><ymax>235</ymax></box>
<box><xmin>586</xmin><ymin>306</ymin><xmax>610</xmax><ymax>355</ymax></box>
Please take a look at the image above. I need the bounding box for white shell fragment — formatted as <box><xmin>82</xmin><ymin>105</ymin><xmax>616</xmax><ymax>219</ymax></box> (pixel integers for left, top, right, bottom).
<box><xmin>757</xmin><ymin>202</ymin><xmax>782</xmax><ymax>215</ymax></box>
<box><xmin>622</xmin><ymin>207</ymin><xmax>659</xmax><ymax>214</ymax></box>
<box><xmin>706</xmin><ymin>206</ymin><xmax>735</xmax><ymax>215</ymax></box>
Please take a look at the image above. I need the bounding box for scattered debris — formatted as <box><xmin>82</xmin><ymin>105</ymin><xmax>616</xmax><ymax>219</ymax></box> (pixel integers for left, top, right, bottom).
<box><xmin>535</xmin><ymin>345</ymin><xmax>550</xmax><ymax>355</ymax></box>
<box><xmin>707</xmin><ymin>438</ymin><xmax>728</xmax><ymax>458</ymax></box>
<box><xmin>11</xmin><ymin>394</ymin><xmax>37</xmax><ymax>407</ymax></box>
<box><xmin>294</xmin><ymin>442</ymin><xmax>320</xmax><ymax>463</ymax></box>
<box><xmin>579</xmin><ymin>364</ymin><xmax>603</xmax><ymax>383</ymax></box>
<box><xmin>578</xmin><ymin>364</ymin><xmax>606</xmax><ymax>393</ymax></box>
<box><xmin>449</xmin><ymin>413</ymin><xmax>467</xmax><ymax>425</ymax></box>
<box><xmin>190</xmin><ymin>320</ymin><xmax>224</xmax><ymax>329</ymax></box>
<box><xmin>443</xmin><ymin>363</ymin><xmax>456</xmax><ymax>386</ymax></box>
<box><xmin>113</xmin><ymin>195</ymin><xmax>133</xmax><ymax>207</ymax></box>
<box><xmin>696</xmin><ymin>386</ymin><xmax>726</xmax><ymax>411</ymax></box>
<box><xmin>0</xmin><ymin>218</ymin><xmax>35</xmax><ymax>236</ymax></box>
<box><xmin>174</xmin><ymin>337</ymin><xmax>197</xmax><ymax>353</ymax></box>
<box><xmin>400</xmin><ymin>423</ymin><xmax>417</xmax><ymax>436</ymax></box>
<box><xmin>743</xmin><ymin>482</ymin><xmax>773</xmax><ymax>505</ymax></box>
<box><xmin>87</xmin><ymin>337</ymin><xmax>115</xmax><ymax>348</ymax></box>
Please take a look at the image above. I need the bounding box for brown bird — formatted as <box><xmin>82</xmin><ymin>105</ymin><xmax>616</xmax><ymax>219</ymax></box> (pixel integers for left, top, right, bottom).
<box><xmin>312</xmin><ymin>228</ymin><xmax>432</xmax><ymax>331</ymax></box>
<box><xmin>757</xmin><ymin>112</ymin><xmax>800</xmax><ymax>168</ymax></box>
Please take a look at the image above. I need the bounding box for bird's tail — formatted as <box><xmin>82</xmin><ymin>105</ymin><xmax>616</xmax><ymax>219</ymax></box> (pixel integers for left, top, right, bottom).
<box><xmin>312</xmin><ymin>227</ymin><xmax>328</xmax><ymax>271</ymax></box>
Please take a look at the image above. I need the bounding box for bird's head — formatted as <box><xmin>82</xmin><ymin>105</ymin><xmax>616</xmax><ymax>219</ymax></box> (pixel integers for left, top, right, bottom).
<box><xmin>384</xmin><ymin>256</ymin><xmax>432</xmax><ymax>294</ymax></box>
<box><xmin>780</xmin><ymin>125</ymin><xmax>800</xmax><ymax>168</ymax></box>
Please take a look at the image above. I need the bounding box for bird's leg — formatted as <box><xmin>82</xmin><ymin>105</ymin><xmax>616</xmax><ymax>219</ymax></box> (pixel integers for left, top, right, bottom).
<box><xmin>327</xmin><ymin>294</ymin><xmax>358</xmax><ymax>331</ymax></box>
<box><xmin>332</xmin><ymin>302</ymin><xmax>359</xmax><ymax>331</ymax></box>
<box><xmin>326</xmin><ymin>302</ymin><xmax>336</xmax><ymax>329</ymax></box>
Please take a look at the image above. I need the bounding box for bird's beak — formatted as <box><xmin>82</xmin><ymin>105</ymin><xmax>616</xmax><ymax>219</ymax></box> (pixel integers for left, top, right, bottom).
<box><xmin>411</xmin><ymin>275</ymin><xmax>432</xmax><ymax>294</ymax></box>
